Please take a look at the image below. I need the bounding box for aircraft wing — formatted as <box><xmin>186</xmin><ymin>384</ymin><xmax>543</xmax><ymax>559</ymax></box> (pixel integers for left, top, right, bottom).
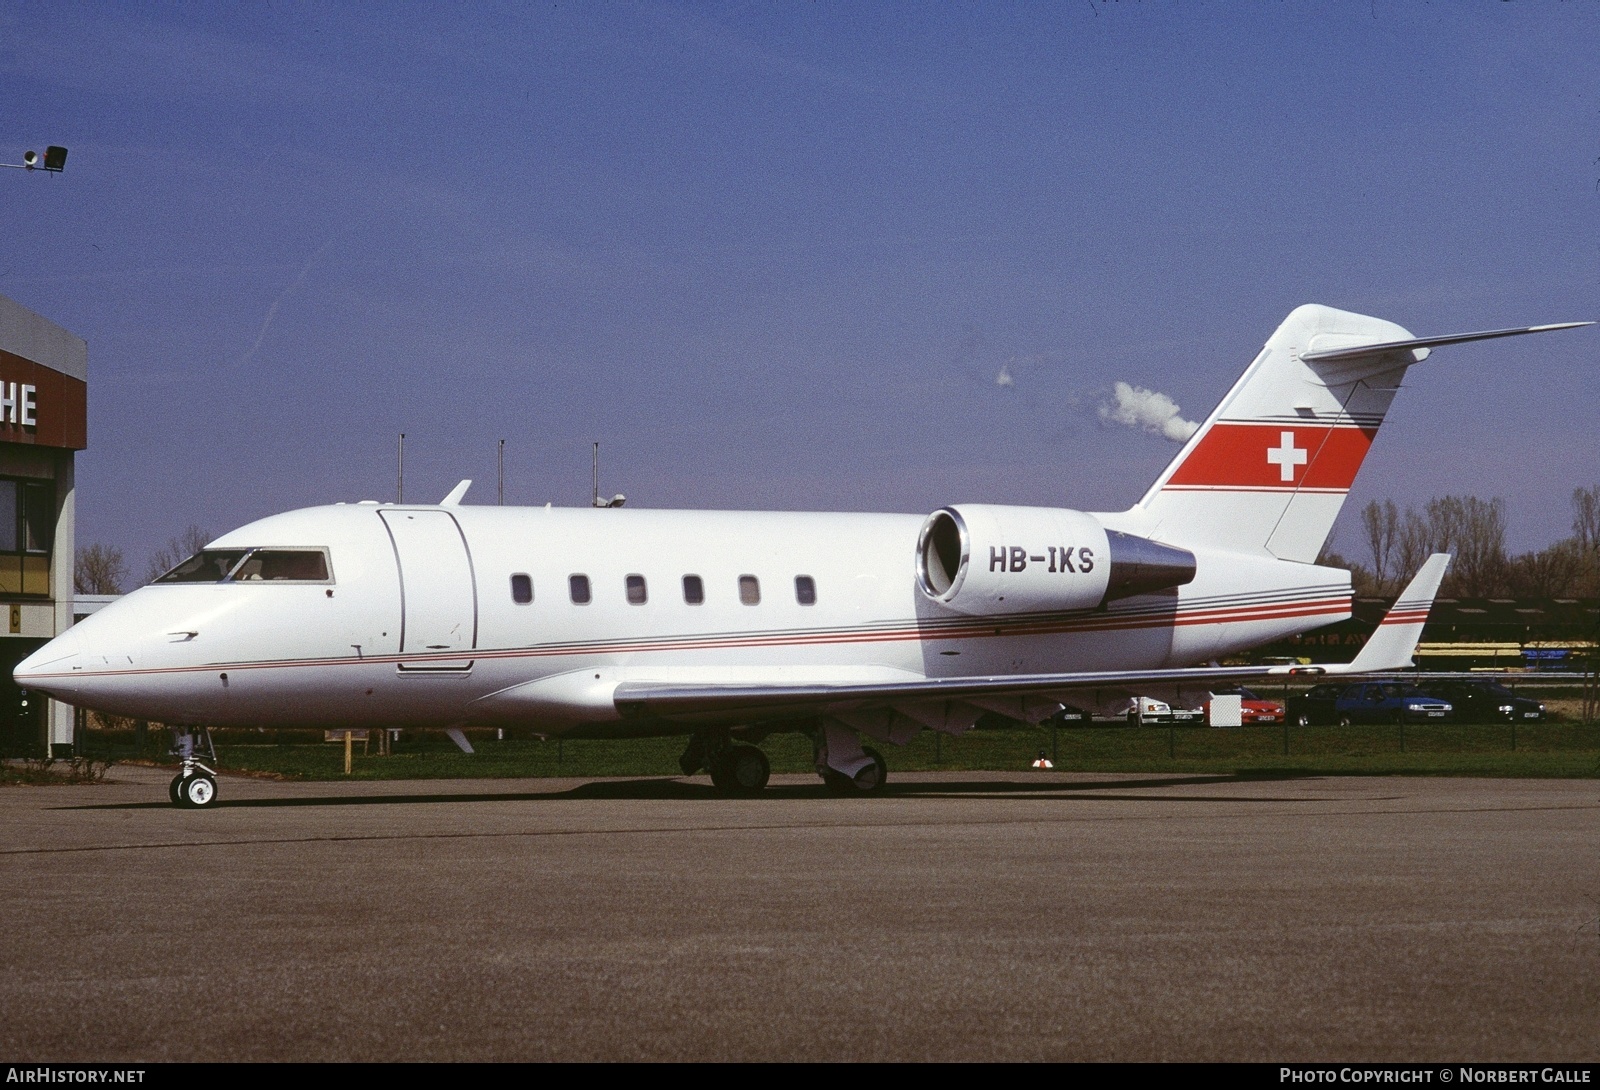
<box><xmin>616</xmin><ymin>663</ymin><xmax>1291</xmax><ymax>724</ymax></box>
<box><xmin>615</xmin><ymin>555</ymin><xmax>1453</xmax><ymax>727</ymax></box>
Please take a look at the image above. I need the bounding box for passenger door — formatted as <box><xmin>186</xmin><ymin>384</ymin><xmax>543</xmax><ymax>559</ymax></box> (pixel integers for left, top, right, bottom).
<box><xmin>378</xmin><ymin>509</ymin><xmax>478</xmax><ymax>670</ymax></box>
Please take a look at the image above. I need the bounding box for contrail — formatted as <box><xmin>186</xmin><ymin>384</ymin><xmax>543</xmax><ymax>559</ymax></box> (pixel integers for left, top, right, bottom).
<box><xmin>236</xmin><ymin>234</ymin><xmax>340</xmax><ymax>368</ymax></box>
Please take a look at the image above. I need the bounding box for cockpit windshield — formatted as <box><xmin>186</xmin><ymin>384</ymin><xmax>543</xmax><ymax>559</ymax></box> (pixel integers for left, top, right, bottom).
<box><xmin>155</xmin><ymin>548</ymin><xmax>332</xmax><ymax>584</ymax></box>
<box><xmin>156</xmin><ymin>550</ymin><xmax>251</xmax><ymax>583</ymax></box>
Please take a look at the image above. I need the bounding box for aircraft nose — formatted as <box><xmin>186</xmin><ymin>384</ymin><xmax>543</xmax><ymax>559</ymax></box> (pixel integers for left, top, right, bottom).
<box><xmin>15</xmin><ymin>630</ymin><xmax>82</xmax><ymax>688</ymax></box>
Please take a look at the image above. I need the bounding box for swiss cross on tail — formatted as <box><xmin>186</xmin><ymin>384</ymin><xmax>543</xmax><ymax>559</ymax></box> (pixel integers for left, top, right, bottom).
<box><xmin>1266</xmin><ymin>431</ymin><xmax>1306</xmax><ymax>482</ymax></box>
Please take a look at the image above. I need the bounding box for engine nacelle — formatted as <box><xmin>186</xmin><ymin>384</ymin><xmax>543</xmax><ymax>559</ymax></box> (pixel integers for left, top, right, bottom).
<box><xmin>915</xmin><ymin>504</ymin><xmax>1196</xmax><ymax>615</ymax></box>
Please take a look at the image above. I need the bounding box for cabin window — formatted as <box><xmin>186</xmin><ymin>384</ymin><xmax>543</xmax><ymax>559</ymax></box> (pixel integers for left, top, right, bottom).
<box><xmin>683</xmin><ymin>574</ymin><xmax>704</xmax><ymax>604</ymax></box>
<box><xmin>569</xmin><ymin>574</ymin><xmax>591</xmax><ymax>604</ymax></box>
<box><xmin>738</xmin><ymin>575</ymin><xmax>760</xmax><ymax>605</ymax></box>
<box><xmin>795</xmin><ymin>575</ymin><xmax>816</xmax><ymax>605</ymax></box>
<box><xmin>511</xmin><ymin>573</ymin><xmax>533</xmax><ymax>604</ymax></box>
<box><xmin>626</xmin><ymin>574</ymin><xmax>647</xmax><ymax>604</ymax></box>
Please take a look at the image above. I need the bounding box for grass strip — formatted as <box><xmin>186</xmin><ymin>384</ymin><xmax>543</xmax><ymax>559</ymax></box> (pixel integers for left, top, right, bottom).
<box><xmin>95</xmin><ymin>723</ymin><xmax>1600</xmax><ymax>782</ymax></box>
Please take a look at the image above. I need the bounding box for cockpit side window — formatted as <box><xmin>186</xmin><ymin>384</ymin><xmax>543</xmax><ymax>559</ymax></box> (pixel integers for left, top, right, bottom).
<box><xmin>154</xmin><ymin>548</ymin><xmax>333</xmax><ymax>584</ymax></box>
<box><xmin>232</xmin><ymin>550</ymin><xmax>331</xmax><ymax>582</ymax></box>
<box><xmin>155</xmin><ymin>550</ymin><xmax>251</xmax><ymax>583</ymax></box>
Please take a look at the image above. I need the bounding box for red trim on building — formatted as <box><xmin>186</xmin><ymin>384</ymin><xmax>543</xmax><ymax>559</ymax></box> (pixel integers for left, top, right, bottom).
<box><xmin>0</xmin><ymin>350</ymin><xmax>87</xmax><ymax>450</ymax></box>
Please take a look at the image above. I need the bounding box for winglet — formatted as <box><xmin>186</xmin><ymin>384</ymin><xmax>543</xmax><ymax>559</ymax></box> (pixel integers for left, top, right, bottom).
<box><xmin>1335</xmin><ymin>554</ymin><xmax>1451</xmax><ymax>674</ymax></box>
<box><xmin>440</xmin><ymin>479</ymin><xmax>472</xmax><ymax>506</ymax></box>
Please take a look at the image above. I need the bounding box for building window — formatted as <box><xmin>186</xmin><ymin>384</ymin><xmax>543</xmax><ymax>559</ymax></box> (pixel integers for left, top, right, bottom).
<box><xmin>511</xmin><ymin>574</ymin><xmax>533</xmax><ymax>604</ymax></box>
<box><xmin>626</xmin><ymin>574</ymin><xmax>647</xmax><ymax>604</ymax></box>
<box><xmin>569</xmin><ymin>574</ymin><xmax>591</xmax><ymax>604</ymax></box>
<box><xmin>0</xmin><ymin>479</ymin><xmax>52</xmax><ymax>596</ymax></box>
<box><xmin>738</xmin><ymin>575</ymin><xmax>760</xmax><ymax>605</ymax></box>
<box><xmin>795</xmin><ymin>575</ymin><xmax>816</xmax><ymax>605</ymax></box>
<box><xmin>683</xmin><ymin>574</ymin><xmax>704</xmax><ymax>604</ymax></box>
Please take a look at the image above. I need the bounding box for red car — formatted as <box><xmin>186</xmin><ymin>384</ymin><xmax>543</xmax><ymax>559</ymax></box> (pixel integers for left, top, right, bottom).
<box><xmin>1204</xmin><ymin>686</ymin><xmax>1284</xmax><ymax>724</ymax></box>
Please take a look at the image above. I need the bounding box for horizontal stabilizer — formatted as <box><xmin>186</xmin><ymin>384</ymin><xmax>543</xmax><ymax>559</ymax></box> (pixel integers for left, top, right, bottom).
<box><xmin>1300</xmin><ymin>322</ymin><xmax>1592</xmax><ymax>364</ymax></box>
<box><xmin>1333</xmin><ymin>554</ymin><xmax>1451</xmax><ymax>675</ymax></box>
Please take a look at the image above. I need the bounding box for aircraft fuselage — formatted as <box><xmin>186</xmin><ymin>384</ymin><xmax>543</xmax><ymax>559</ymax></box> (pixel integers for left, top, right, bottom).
<box><xmin>19</xmin><ymin>502</ymin><xmax>1349</xmax><ymax>735</ymax></box>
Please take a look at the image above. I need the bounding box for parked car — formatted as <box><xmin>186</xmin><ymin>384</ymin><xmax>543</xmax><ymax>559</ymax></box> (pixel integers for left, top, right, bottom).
<box><xmin>1125</xmin><ymin>696</ymin><xmax>1203</xmax><ymax>726</ymax></box>
<box><xmin>1419</xmin><ymin>679</ymin><xmax>1544</xmax><ymax>723</ymax></box>
<box><xmin>1287</xmin><ymin>682</ymin><xmax>1453</xmax><ymax>726</ymax></box>
<box><xmin>1047</xmin><ymin>705</ymin><xmax>1093</xmax><ymax>725</ymax></box>
<box><xmin>1203</xmin><ymin>686</ymin><xmax>1284</xmax><ymax>724</ymax></box>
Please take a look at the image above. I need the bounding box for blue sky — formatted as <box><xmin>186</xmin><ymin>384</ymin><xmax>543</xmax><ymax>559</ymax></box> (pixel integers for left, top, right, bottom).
<box><xmin>2</xmin><ymin>2</ymin><xmax>1596</xmax><ymax>571</ymax></box>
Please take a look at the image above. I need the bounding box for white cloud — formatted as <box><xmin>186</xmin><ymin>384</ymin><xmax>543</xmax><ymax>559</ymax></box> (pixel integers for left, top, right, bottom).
<box><xmin>995</xmin><ymin>364</ymin><xmax>1014</xmax><ymax>388</ymax></box>
<box><xmin>1097</xmin><ymin>381</ymin><xmax>1199</xmax><ymax>443</ymax></box>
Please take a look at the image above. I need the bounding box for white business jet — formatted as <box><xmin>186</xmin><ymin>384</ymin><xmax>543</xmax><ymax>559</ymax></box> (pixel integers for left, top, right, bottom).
<box><xmin>15</xmin><ymin>305</ymin><xmax>1591</xmax><ymax>806</ymax></box>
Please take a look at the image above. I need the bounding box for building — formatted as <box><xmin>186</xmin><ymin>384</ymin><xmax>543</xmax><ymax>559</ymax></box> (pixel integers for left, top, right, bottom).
<box><xmin>0</xmin><ymin>294</ymin><xmax>85</xmax><ymax>758</ymax></box>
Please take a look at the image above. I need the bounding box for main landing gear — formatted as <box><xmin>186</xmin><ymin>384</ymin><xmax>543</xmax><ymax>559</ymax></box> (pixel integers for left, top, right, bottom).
<box><xmin>678</xmin><ymin>722</ymin><xmax>893</xmax><ymax>797</ymax></box>
<box><xmin>679</xmin><ymin>731</ymin><xmax>771</xmax><ymax>795</ymax></box>
<box><xmin>168</xmin><ymin>726</ymin><xmax>220</xmax><ymax>809</ymax></box>
<box><xmin>814</xmin><ymin>721</ymin><xmax>888</xmax><ymax>796</ymax></box>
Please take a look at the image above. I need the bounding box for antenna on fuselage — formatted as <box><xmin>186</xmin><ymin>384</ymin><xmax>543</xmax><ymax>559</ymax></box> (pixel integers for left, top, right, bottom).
<box><xmin>498</xmin><ymin>439</ymin><xmax>505</xmax><ymax>506</ymax></box>
<box><xmin>591</xmin><ymin>441</ymin><xmax>625</xmax><ymax>508</ymax></box>
<box><xmin>397</xmin><ymin>432</ymin><xmax>405</xmax><ymax>504</ymax></box>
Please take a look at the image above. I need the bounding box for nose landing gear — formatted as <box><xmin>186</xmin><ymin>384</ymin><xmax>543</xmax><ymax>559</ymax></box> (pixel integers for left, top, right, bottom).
<box><xmin>168</xmin><ymin>727</ymin><xmax>220</xmax><ymax>809</ymax></box>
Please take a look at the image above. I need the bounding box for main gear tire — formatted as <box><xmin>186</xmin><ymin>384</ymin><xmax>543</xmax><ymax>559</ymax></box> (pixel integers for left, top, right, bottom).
<box><xmin>819</xmin><ymin>746</ymin><xmax>889</xmax><ymax>796</ymax></box>
<box><xmin>729</xmin><ymin>745</ymin><xmax>770</xmax><ymax>793</ymax></box>
<box><xmin>855</xmin><ymin>747</ymin><xmax>888</xmax><ymax>793</ymax></box>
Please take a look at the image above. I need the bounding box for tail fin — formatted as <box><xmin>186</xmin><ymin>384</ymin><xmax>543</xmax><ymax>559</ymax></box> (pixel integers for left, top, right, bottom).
<box><xmin>1336</xmin><ymin>553</ymin><xmax>1450</xmax><ymax>674</ymax></box>
<box><xmin>1137</xmin><ymin>305</ymin><xmax>1417</xmax><ymax>562</ymax></box>
<box><xmin>1134</xmin><ymin>306</ymin><xmax>1591</xmax><ymax>562</ymax></box>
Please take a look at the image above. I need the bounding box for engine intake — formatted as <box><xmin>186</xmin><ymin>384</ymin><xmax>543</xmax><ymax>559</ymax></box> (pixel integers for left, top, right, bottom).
<box><xmin>916</xmin><ymin>504</ymin><xmax>1195</xmax><ymax>615</ymax></box>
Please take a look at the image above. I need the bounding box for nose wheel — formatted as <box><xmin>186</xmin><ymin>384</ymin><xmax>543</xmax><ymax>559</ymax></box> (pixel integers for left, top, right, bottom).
<box><xmin>168</xmin><ymin>727</ymin><xmax>220</xmax><ymax>808</ymax></box>
<box><xmin>171</xmin><ymin>770</ymin><xmax>218</xmax><ymax>808</ymax></box>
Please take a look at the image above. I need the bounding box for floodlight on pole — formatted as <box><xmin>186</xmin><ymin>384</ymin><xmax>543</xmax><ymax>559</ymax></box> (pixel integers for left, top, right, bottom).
<box><xmin>3</xmin><ymin>145</ymin><xmax>68</xmax><ymax>173</ymax></box>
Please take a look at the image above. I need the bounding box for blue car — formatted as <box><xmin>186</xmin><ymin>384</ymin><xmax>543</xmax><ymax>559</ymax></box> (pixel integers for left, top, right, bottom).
<box><xmin>1288</xmin><ymin>682</ymin><xmax>1453</xmax><ymax>726</ymax></box>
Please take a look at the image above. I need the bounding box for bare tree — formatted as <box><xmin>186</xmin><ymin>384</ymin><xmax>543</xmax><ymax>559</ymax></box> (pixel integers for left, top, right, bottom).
<box><xmin>1574</xmin><ymin>485</ymin><xmax>1600</xmax><ymax>553</ymax></box>
<box><xmin>1426</xmin><ymin>495</ymin><xmax>1507</xmax><ymax>597</ymax></box>
<box><xmin>1349</xmin><ymin>488</ymin><xmax>1598</xmax><ymax>600</ymax></box>
<box><xmin>74</xmin><ymin>544</ymin><xmax>128</xmax><ymax>595</ymax></box>
<box><xmin>143</xmin><ymin>525</ymin><xmax>212</xmax><ymax>585</ymax></box>
<box><xmin>1361</xmin><ymin>499</ymin><xmax>1399</xmax><ymax>594</ymax></box>
<box><xmin>1393</xmin><ymin>505</ymin><xmax>1434</xmax><ymax>589</ymax></box>
<box><xmin>1570</xmin><ymin>486</ymin><xmax>1600</xmax><ymax>597</ymax></box>
<box><xmin>1504</xmin><ymin>540</ymin><xmax>1586</xmax><ymax>598</ymax></box>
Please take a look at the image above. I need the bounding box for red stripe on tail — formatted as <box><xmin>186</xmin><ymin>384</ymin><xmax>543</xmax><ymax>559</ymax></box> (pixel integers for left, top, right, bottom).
<box><xmin>1166</xmin><ymin>423</ymin><xmax>1376</xmax><ymax>491</ymax></box>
